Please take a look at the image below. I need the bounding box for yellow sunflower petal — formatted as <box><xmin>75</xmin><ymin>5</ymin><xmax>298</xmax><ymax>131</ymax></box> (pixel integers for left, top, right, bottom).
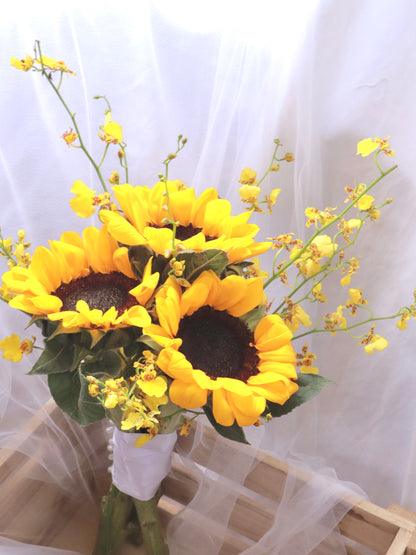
<box><xmin>157</xmin><ymin>349</ymin><xmax>194</xmax><ymax>381</ymax></box>
<box><xmin>100</xmin><ymin>210</ymin><xmax>146</xmax><ymax>246</ymax></box>
<box><xmin>209</xmin><ymin>274</ymin><xmax>244</xmax><ymax>310</ymax></box>
<box><xmin>257</xmin><ymin>360</ymin><xmax>298</xmax><ymax>379</ymax></box>
<box><xmin>169</xmin><ymin>379</ymin><xmax>208</xmax><ymax>409</ymax></box>
<box><xmin>30</xmin><ymin>246</ymin><xmax>62</xmax><ymax>292</ymax></box>
<box><xmin>83</xmin><ymin>226</ymin><xmax>118</xmax><ymax>274</ymax></box>
<box><xmin>248</xmin><ymin>372</ymin><xmax>298</xmax><ymax>404</ymax></box>
<box><xmin>60</xmin><ymin>231</ymin><xmax>85</xmax><ymax>249</ymax></box>
<box><xmin>227</xmin><ymin>240</ymin><xmax>272</xmax><ymax>263</ymax></box>
<box><xmin>190</xmin><ymin>188</ymin><xmax>219</xmax><ymax>228</ymax></box>
<box><xmin>203</xmin><ymin>199</ymin><xmax>232</xmax><ymax>237</ymax></box>
<box><xmin>254</xmin><ymin>315</ymin><xmax>293</xmax><ymax>351</ymax></box>
<box><xmin>144</xmin><ymin>324</ymin><xmax>182</xmax><ymax>348</ymax></box>
<box><xmin>257</xmin><ymin>343</ymin><xmax>296</xmax><ymax>364</ymax></box>
<box><xmin>179</xmin><ymin>232</ymin><xmax>206</xmax><ymax>252</ymax></box>
<box><xmin>113</xmin><ymin>184</ymin><xmax>149</xmax><ymax>232</ymax></box>
<box><xmin>226</xmin><ymin>277</ymin><xmax>263</xmax><ymax>317</ymax></box>
<box><xmin>180</xmin><ymin>280</ymin><xmax>211</xmax><ymax>317</ymax></box>
<box><xmin>113</xmin><ymin>247</ymin><xmax>136</xmax><ymax>279</ymax></box>
<box><xmin>122</xmin><ymin>305</ymin><xmax>152</xmax><ymax>328</ymax></box>
<box><xmin>31</xmin><ymin>294</ymin><xmax>63</xmax><ymax>313</ymax></box>
<box><xmin>227</xmin><ymin>392</ymin><xmax>266</xmax><ymax>427</ymax></box>
<box><xmin>169</xmin><ymin>188</ymin><xmax>196</xmax><ymax>227</ymax></box>
<box><xmin>212</xmin><ymin>389</ymin><xmax>235</xmax><ymax>426</ymax></box>
<box><xmin>128</xmin><ymin>258</ymin><xmax>159</xmax><ymax>305</ymax></box>
<box><xmin>143</xmin><ymin>226</ymin><xmax>173</xmax><ymax>255</ymax></box>
<box><xmin>155</xmin><ymin>285</ymin><xmax>181</xmax><ymax>337</ymax></box>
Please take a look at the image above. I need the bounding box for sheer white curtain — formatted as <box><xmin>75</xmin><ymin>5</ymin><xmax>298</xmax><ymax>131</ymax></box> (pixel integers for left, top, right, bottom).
<box><xmin>0</xmin><ymin>1</ymin><xmax>415</xmax><ymax>553</ymax></box>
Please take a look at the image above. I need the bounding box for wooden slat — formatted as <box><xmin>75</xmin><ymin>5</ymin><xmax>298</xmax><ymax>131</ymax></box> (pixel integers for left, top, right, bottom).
<box><xmin>386</xmin><ymin>528</ymin><xmax>414</xmax><ymax>555</ymax></box>
<box><xmin>388</xmin><ymin>504</ymin><xmax>416</xmax><ymax>555</ymax></box>
<box><xmin>2</xmin><ymin>402</ymin><xmax>416</xmax><ymax>554</ymax></box>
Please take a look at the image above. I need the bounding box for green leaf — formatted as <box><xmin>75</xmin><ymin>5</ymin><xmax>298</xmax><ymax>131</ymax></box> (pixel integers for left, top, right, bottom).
<box><xmin>267</xmin><ymin>373</ymin><xmax>332</xmax><ymax>418</ymax></box>
<box><xmin>128</xmin><ymin>245</ymin><xmax>155</xmax><ymax>280</ymax></box>
<box><xmin>34</xmin><ymin>318</ymin><xmax>60</xmax><ymax>338</ymax></box>
<box><xmin>177</xmin><ymin>249</ymin><xmax>229</xmax><ymax>282</ymax></box>
<box><xmin>159</xmin><ymin>398</ymin><xmax>185</xmax><ymax>434</ymax></box>
<box><xmin>128</xmin><ymin>245</ymin><xmax>168</xmax><ymax>281</ymax></box>
<box><xmin>203</xmin><ymin>404</ymin><xmax>249</xmax><ymax>444</ymax></box>
<box><xmin>80</xmin><ymin>350</ymin><xmax>125</xmax><ymax>379</ymax></box>
<box><xmin>240</xmin><ymin>304</ymin><xmax>266</xmax><ymax>332</ymax></box>
<box><xmin>29</xmin><ymin>335</ymin><xmax>85</xmax><ymax>375</ymax></box>
<box><xmin>48</xmin><ymin>371</ymin><xmax>105</xmax><ymax>425</ymax></box>
<box><xmin>94</xmin><ymin>327</ymin><xmax>142</xmax><ymax>351</ymax></box>
<box><xmin>224</xmin><ymin>261</ymin><xmax>253</xmax><ymax>277</ymax></box>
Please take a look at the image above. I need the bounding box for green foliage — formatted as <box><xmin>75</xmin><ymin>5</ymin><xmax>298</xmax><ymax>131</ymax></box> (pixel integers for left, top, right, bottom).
<box><xmin>128</xmin><ymin>245</ymin><xmax>167</xmax><ymax>281</ymax></box>
<box><xmin>224</xmin><ymin>260</ymin><xmax>253</xmax><ymax>277</ymax></box>
<box><xmin>80</xmin><ymin>350</ymin><xmax>125</xmax><ymax>379</ymax></box>
<box><xmin>128</xmin><ymin>245</ymin><xmax>229</xmax><ymax>285</ymax></box>
<box><xmin>176</xmin><ymin>249</ymin><xmax>229</xmax><ymax>281</ymax></box>
<box><xmin>159</xmin><ymin>398</ymin><xmax>184</xmax><ymax>434</ymax></box>
<box><xmin>266</xmin><ymin>373</ymin><xmax>332</xmax><ymax>418</ymax></box>
<box><xmin>203</xmin><ymin>403</ymin><xmax>249</xmax><ymax>444</ymax></box>
<box><xmin>29</xmin><ymin>334</ymin><xmax>85</xmax><ymax>375</ymax></box>
<box><xmin>48</xmin><ymin>370</ymin><xmax>105</xmax><ymax>425</ymax></box>
<box><xmin>241</xmin><ymin>304</ymin><xmax>266</xmax><ymax>332</ymax></box>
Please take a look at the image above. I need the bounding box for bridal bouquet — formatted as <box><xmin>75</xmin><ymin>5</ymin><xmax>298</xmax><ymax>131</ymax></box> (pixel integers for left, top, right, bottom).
<box><xmin>1</xmin><ymin>43</ymin><xmax>414</xmax><ymax>554</ymax></box>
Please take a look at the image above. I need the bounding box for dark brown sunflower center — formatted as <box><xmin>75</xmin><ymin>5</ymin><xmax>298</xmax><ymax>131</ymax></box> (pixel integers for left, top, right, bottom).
<box><xmin>149</xmin><ymin>223</ymin><xmax>217</xmax><ymax>242</ymax></box>
<box><xmin>54</xmin><ymin>272</ymin><xmax>139</xmax><ymax>314</ymax></box>
<box><xmin>177</xmin><ymin>305</ymin><xmax>259</xmax><ymax>382</ymax></box>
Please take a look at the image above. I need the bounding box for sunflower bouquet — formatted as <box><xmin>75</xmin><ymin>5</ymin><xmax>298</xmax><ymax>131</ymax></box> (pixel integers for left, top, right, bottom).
<box><xmin>2</xmin><ymin>43</ymin><xmax>415</xmax><ymax>554</ymax></box>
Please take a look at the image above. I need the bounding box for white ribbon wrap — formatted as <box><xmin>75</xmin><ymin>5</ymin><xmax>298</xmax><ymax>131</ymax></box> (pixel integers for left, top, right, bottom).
<box><xmin>112</xmin><ymin>429</ymin><xmax>177</xmax><ymax>501</ymax></box>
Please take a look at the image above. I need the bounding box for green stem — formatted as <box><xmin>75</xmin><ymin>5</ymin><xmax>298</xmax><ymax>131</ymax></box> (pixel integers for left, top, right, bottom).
<box><xmin>98</xmin><ymin>144</ymin><xmax>109</xmax><ymax>168</ymax></box>
<box><xmin>93</xmin><ymin>484</ymin><xmax>134</xmax><ymax>555</ymax></box>
<box><xmin>292</xmin><ymin>312</ymin><xmax>402</xmax><ymax>342</ymax></box>
<box><xmin>257</xmin><ymin>141</ymin><xmax>280</xmax><ymax>188</ymax></box>
<box><xmin>274</xmin><ymin>218</ymin><xmax>365</xmax><ymax>313</ymax></box>
<box><xmin>264</xmin><ymin>164</ymin><xmax>397</xmax><ymax>290</ymax></box>
<box><xmin>133</xmin><ymin>488</ymin><xmax>169</xmax><ymax>555</ymax></box>
<box><xmin>36</xmin><ymin>41</ymin><xmax>108</xmax><ymax>192</ymax></box>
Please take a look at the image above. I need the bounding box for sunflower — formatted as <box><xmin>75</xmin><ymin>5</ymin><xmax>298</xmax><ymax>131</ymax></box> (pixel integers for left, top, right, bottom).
<box><xmin>2</xmin><ymin>226</ymin><xmax>158</xmax><ymax>331</ymax></box>
<box><xmin>99</xmin><ymin>181</ymin><xmax>271</xmax><ymax>263</ymax></box>
<box><xmin>144</xmin><ymin>270</ymin><xmax>298</xmax><ymax>427</ymax></box>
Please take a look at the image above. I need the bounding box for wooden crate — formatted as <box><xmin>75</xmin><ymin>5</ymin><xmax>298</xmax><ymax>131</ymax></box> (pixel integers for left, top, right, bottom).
<box><xmin>1</xmin><ymin>400</ymin><xmax>416</xmax><ymax>554</ymax></box>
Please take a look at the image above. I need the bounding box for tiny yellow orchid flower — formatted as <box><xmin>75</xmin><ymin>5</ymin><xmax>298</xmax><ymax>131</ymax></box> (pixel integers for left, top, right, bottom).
<box><xmin>364</xmin><ymin>335</ymin><xmax>388</xmax><ymax>354</ymax></box>
<box><xmin>357</xmin><ymin>136</ymin><xmax>395</xmax><ymax>158</ymax></box>
<box><xmin>267</xmin><ymin>189</ymin><xmax>281</xmax><ymax>212</ymax></box>
<box><xmin>61</xmin><ymin>128</ymin><xmax>78</xmax><ymax>146</ymax></box>
<box><xmin>10</xmin><ymin>55</ymin><xmax>34</xmax><ymax>72</ymax></box>
<box><xmin>356</xmin><ymin>194</ymin><xmax>374</xmax><ymax>211</ymax></box>
<box><xmin>0</xmin><ymin>334</ymin><xmax>23</xmax><ymax>362</ymax></box>
<box><xmin>357</xmin><ymin>138</ymin><xmax>379</xmax><ymax>157</ymax></box>
<box><xmin>37</xmin><ymin>56</ymin><xmax>75</xmax><ymax>75</ymax></box>
<box><xmin>239</xmin><ymin>168</ymin><xmax>258</xmax><ymax>185</ymax></box>
<box><xmin>312</xmin><ymin>283</ymin><xmax>327</xmax><ymax>303</ymax></box>
<box><xmin>239</xmin><ymin>184</ymin><xmax>261</xmax><ymax>203</ymax></box>
<box><xmin>108</xmin><ymin>171</ymin><xmax>120</xmax><ymax>184</ymax></box>
<box><xmin>99</xmin><ymin>113</ymin><xmax>123</xmax><ymax>144</ymax></box>
<box><xmin>70</xmin><ymin>180</ymin><xmax>112</xmax><ymax>217</ymax></box>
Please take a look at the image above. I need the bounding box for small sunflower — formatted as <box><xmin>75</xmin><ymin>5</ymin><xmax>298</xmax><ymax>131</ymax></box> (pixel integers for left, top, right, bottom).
<box><xmin>144</xmin><ymin>270</ymin><xmax>298</xmax><ymax>427</ymax></box>
<box><xmin>100</xmin><ymin>181</ymin><xmax>271</xmax><ymax>263</ymax></box>
<box><xmin>2</xmin><ymin>226</ymin><xmax>158</xmax><ymax>331</ymax></box>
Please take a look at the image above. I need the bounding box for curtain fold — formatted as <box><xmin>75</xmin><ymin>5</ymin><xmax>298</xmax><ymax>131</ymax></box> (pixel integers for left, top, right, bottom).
<box><xmin>0</xmin><ymin>1</ymin><xmax>415</xmax><ymax>552</ymax></box>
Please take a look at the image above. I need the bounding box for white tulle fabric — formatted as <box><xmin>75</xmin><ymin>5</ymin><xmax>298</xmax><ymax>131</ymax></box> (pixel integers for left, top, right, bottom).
<box><xmin>112</xmin><ymin>429</ymin><xmax>177</xmax><ymax>501</ymax></box>
<box><xmin>0</xmin><ymin>1</ymin><xmax>415</xmax><ymax>553</ymax></box>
